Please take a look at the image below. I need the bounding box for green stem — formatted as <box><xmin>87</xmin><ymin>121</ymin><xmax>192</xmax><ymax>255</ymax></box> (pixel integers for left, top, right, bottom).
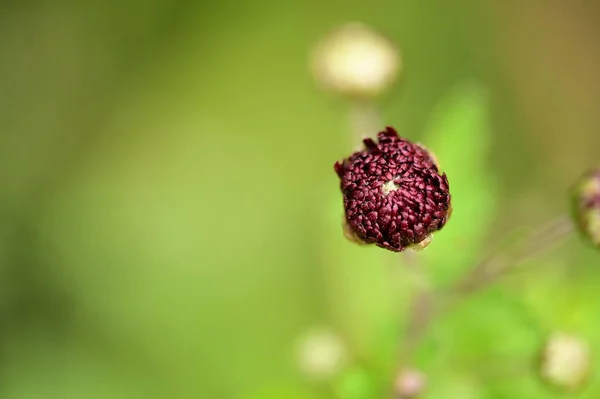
<box><xmin>347</xmin><ymin>100</ymin><xmax>383</xmax><ymax>148</ymax></box>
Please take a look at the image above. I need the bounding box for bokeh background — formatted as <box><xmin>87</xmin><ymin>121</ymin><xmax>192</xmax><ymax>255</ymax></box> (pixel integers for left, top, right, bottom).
<box><xmin>1</xmin><ymin>1</ymin><xmax>600</xmax><ymax>398</ymax></box>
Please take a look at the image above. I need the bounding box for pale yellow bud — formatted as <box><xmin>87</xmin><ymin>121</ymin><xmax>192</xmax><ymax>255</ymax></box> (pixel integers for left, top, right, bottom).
<box><xmin>310</xmin><ymin>22</ymin><xmax>401</xmax><ymax>99</ymax></box>
<box><xmin>295</xmin><ymin>328</ymin><xmax>349</xmax><ymax>380</ymax></box>
<box><xmin>540</xmin><ymin>332</ymin><xmax>591</xmax><ymax>392</ymax></box>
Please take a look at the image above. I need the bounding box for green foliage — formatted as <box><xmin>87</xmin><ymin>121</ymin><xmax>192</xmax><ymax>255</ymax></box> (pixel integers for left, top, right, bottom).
<box><xmin>332</xmin><ymin>367</ymin><xmax>377</xmax><ymax>399</ymax></box>
<box><xmin>418</xmin><ymin>81</ymin><xmax>498</xmax><ymax>285</ymax></box>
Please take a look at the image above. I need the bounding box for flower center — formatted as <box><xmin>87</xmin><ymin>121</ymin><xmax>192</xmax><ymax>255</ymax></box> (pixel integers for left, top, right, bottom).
<box><xmin>382</xmin><ymin>179</ymin><xmax>400</xmax><ymax>195</ymax></box>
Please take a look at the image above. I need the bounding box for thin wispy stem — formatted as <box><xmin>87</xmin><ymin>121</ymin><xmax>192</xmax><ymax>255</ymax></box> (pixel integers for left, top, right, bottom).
<box><xmin>452</xmin><ymin>215</ymin><xmax>574</xmax><ymax>295</ymax></box>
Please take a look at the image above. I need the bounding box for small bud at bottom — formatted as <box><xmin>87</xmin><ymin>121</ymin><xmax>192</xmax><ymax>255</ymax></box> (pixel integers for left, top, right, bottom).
<box><xmin>295</xmin><ymin>328</ymin><xmax>349</xmax><ymax>380</ymax></box>
<box><xmin>394</xmin><ymin>368</ymin><xmax>427</xmax><ymax>398</ymax></box>
<box><xmin>539</xmin><ymin>332</ymin><xmax>590</xmax><ymax>392</ymax></box>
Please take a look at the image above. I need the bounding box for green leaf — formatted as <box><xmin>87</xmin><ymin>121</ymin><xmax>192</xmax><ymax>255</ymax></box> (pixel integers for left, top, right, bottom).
<box><xmin>332</xmin><ymin>366</ymin><xmax>378</xmax><ymax>399</ymax></box>
<box><xmin>418</xmin><ymin>81</ymin><xmax>498</xmax><ymax>285</ymax></box>
<box><xmin>424</xmin><ymin>372</ymin><xmax>482</xmax><ymax>399</ymax></box>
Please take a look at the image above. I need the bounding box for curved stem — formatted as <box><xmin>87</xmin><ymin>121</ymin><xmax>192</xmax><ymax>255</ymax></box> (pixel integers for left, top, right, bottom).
<box><xmin>451</xmin><ymin>215</ymin><xmax>574</xmax><ymax>295</ymax></box>
<box><xmin>400</xmin><ymin>285</ymin><xmax>435</xmax><ymax>360</ymax></box>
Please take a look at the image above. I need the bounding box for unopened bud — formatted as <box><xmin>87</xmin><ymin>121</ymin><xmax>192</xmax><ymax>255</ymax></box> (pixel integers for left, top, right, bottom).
<box><xmin>310</xmin><ymin>22</ymin><xmax>401</xmax><ymax>99</ymax></box>
<box><xmin>539</xmin><ymin>332</ymin><xmax>591</xmax><ymax>392</ymax></box>
<box><xmin>335</xmin><ymin>127</ymin><xmax>451</xmax><ymax>252</ymax></box>
<box><xmin>295</xmin><ymin>327</ymin><xmax>348</xmax><ymax>380</ymax></box>
<box><xmin>394</xmin><ymin>368</ymin><xmax>427</xmax><ymax>398</ymax></box>
<box><xmin>572</xmin><ymin>166</ymin><xmax>600</xmax><ymax>247</ymax></box>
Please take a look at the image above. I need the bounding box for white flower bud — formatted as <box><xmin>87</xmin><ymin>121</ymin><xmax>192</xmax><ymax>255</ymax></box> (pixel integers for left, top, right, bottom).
<box><xmin>310</xmin><ymin>22</ymin><xmax>401</xmax><ymax>99</ymax></box>
<box><xmin>540</xmin><ymin>332</ymin><xmax>591</xmax><ymax>391</ymax></box>
<box><xmin>295</xmin><ymin>328</ymin><xmax>348</xmax><ymax>380</ymax></box>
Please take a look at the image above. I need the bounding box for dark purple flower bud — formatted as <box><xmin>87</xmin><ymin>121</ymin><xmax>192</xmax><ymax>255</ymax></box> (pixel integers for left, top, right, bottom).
<box><xmin>334</xmin><ymin>127</ymin><xmax>451</xmax><ymax>252</ymax></box>
<box><xmin>572</xmin><ymin>166</ymin><xmax>600</xmax><ymax>247</ymax></box>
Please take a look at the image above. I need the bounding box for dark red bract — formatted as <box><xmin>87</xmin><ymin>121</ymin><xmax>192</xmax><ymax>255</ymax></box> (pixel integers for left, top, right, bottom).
<box><xmin>334</xmin><ymin>127</ymin><xmax>451</xmax><ymax>252</ymax></box>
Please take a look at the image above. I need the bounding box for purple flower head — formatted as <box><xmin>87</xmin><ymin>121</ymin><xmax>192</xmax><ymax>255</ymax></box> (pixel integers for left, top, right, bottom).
<box><xmin>334</xmin><ymin>127</ymin><xmax>451</xmax><ymax>252</ymax></box>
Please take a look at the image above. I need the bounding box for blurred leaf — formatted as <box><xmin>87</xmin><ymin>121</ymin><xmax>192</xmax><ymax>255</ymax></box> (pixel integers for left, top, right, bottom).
<box><xmin>486</xmin><ymin>372</ymin><xmax>555</xmax><ymax>399</ymax></box>
<box><xmin>418</xmin><ymin>81</ymin><xmax>498</xmax><ymax>285</ymax></box>
<box><xmin>424</xmin><ymin>372</ymin><xmax>481</xmax><ymax>399</ymax></box>
<box><xmin>332</xmin><ymin>366</ymin><xmax>377</xmax><ymax>399</ymax></box>
<box><xmin>416</xmin><ymin>289</ymin><xmax>546</xmax><ymax>398</ymax></box>
<box><xmin>244</xmin><ymin>385</ymin><xmax>325</xmax><ymax>399</ymax></box>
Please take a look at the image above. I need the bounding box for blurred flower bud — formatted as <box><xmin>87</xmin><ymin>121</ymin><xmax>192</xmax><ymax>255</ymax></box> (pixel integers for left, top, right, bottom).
<box><xmin>394</xmin><ymin>368</ymin><xmax>427</xmax><ymax>398</ymax></box>
<box><xmin>539</xmin><ymin>332</ymin><xmax>591</xmax><ymax>392</ymax></box>
<box><xmin>572</xmin><ymin>166</ymin><xmax>600</xmax><ymax>247</ymax></box>
<box><xmin>295</xmin><ymin>327</ymin><xmax>349</xmax><ymax>380</ymax></box>
<box><xmin>310</xmin><ymin>22</ymin><xmax>401</xmax><ymax>99</ymax></box>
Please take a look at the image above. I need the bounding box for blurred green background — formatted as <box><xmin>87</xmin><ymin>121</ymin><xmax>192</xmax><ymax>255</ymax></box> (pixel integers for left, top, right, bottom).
<box><xmin>1</xmin><ymin>1</ymin><xmax>600</xmax><ymax>398</ymax></box>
